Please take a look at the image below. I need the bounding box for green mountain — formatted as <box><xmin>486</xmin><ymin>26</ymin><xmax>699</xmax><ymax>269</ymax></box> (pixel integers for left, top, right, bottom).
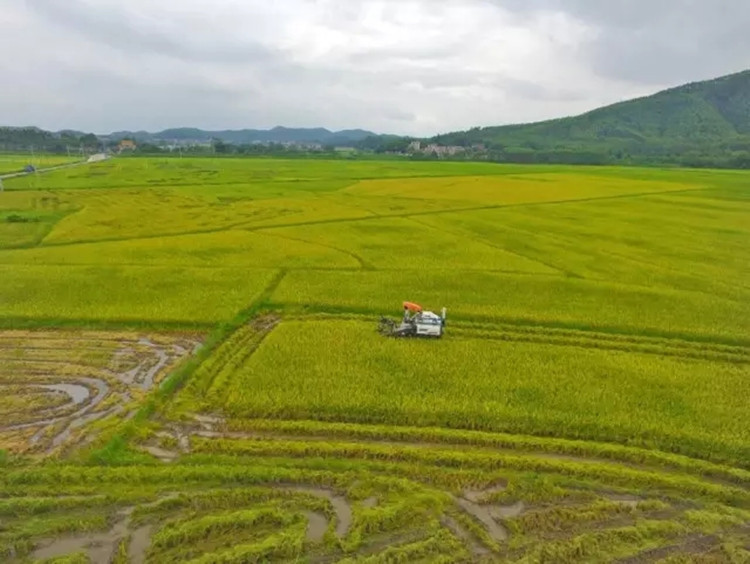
<box><xmin>102</xmin><ymin>126</ymin><xmax>376</xmax><ymax>146</ymax></box>
<box><xmin>431</xmin><ymin>70</ymin><xmax>750</xmax><ymax>168</ymax></box>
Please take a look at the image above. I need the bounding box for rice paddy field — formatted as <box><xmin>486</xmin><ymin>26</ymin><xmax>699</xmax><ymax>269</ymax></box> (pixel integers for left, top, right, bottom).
<box><xmin>0</xmin><ymin>157</ymin><xmax>748</xmax><ymax>563</ymax></box>
<box><xmin>0</xmin><ymin>154</ymin><xmax>82</xmax><ymax>176</ymax></box>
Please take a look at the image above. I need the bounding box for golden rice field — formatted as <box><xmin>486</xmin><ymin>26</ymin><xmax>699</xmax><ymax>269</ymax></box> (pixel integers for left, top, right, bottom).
<box><xmin>0</xmin><ymin>157</ymin><xmax>748</xmax><ymax>562</ymax></box>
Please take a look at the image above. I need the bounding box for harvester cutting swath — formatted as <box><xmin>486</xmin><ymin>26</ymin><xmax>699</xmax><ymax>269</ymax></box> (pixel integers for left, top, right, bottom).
<box><xmin>379</xmin><ymin>301</ymin><xmax>447</xmax><ymax>338</ymax></box>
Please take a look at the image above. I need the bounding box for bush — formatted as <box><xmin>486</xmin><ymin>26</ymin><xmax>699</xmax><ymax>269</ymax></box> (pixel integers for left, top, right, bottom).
<box><xmin>5</xmin><ymin>214</ymin><xmax>34</xmax><ymax>223</ymax></box>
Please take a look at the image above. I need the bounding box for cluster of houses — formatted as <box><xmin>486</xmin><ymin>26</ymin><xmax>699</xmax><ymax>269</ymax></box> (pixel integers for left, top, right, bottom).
<box><xmin>117</xmin><ymin>139</ymin><xmax>137</xmax><ymax>152</ymax></box>
<box><xmin>408</xmin><ymin>141</ymin><xmax>468</xmax><ymax>157</ymax></box>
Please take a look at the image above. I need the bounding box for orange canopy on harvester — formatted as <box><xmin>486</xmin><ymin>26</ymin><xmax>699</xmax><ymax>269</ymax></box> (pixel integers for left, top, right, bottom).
<box><xmin>403</xmin><ymin>301</ymin><xmax>423</xmax><ymax>313</ymax></box>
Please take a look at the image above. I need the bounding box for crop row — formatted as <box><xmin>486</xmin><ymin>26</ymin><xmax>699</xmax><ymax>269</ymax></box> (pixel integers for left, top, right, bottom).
<box><xmin>268</xmin><ymin>269</ymin><xmax>750</xmax><ymax>345</ymax></box>
<box><xmin>2</xmin><ymin>446</ymin><xmax>748</xmax><ymax>563</ymax></box>
<box><xmin>185</xmin><ymin>437</ymin><xmax>750</xmax><ymax>507</ymax></box>
<box><xmin>195</xmin><ymin>319</ymin><xmax>750</xmax><ymax>466</ymax></box>
<box><xmin>170</xmin><ymin>318</ymin><xmax>277</xmax><ymax>416</ymax></box>
<box><xmin>222</xmin><ymin>418</ymin><xmax>750</xmax><ymax>487</ymax></box>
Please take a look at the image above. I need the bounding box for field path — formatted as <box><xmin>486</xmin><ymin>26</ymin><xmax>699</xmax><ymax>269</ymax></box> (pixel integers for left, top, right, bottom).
<box><xmin>0</xmin><ymin>158</ymin><xmax>92</xmax><ymax>181</ymax></box>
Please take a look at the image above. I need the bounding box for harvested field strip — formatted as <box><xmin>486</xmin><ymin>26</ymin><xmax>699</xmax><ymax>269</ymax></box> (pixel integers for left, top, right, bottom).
<box><xmin>2</xmin><ymin>459</ymin><xmax>746</xmax><ymax>563</ymax></box>
<box><xmin>449</xmin><ymin>325</ymin><xmax>750</xmax><ymax>364</ymax></box>
<box><xmin>214</xmin><ymin>419</ymin><xmax>750</xmax><ymax>488</ymax></box>
<box><xmin>269</xmin><ymin>270</ymin><xmax>750</xmax><ymax>345</ymax></box>
<box><xmin>0</xmin><ymin>330</ymin><xmax>200</xmax><ymax>454</ymax></box>
<box><xmin>288</xmin><ymin>312</ymin><xmax>750</xmax><ymax>362</ymax></box>
<box><xmin>184</xmin><ymin>437</ymin><xmax>750</xmax><ymax>507</ymax></box>
<box><xmin>169</xmin><ymin>315</ymin><xmax>279</xmax><ymax>415</ymax></box>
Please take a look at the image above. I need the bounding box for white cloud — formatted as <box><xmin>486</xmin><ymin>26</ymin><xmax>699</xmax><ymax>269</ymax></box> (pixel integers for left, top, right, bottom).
<box><xmin>0</xmin><ymin>0</ymin><xmax>747</xmax><ymax>135</ymax></box>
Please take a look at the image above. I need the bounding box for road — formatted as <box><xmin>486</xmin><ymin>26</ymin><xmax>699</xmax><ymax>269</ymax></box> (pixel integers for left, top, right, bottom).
<box><xmin>0</xmin><ymin>155</ymin><xmax>107</xmax><ymax>182</ymax></box>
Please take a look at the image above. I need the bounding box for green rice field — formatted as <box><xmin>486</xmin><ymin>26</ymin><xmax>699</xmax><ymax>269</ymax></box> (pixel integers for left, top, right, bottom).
<box><xmin>0</xmin><ymin>157</ymin><xmax>748</xmax><ymax>562</ymax></box>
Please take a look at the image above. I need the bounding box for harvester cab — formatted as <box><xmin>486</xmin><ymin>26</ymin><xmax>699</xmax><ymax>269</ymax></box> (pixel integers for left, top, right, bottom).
<box><xmin>379</xmin><ymin>302</ymin><xmax>446</xmax><ymax>338</ymax></box>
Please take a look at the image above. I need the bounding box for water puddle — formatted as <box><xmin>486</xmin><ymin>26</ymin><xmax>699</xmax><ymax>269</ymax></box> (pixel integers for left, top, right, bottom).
<box><xmin>138</xmin><ymin>338</ymin><xmax>170</xmax><ymax>390</ymax></box>
<box><xmin>457</xmin><ymin>497</ymin><xmax>509</xmax><ymax>542</ymax></box>
<box><xmin>38</xmin><ymin>383</ymin><xmax>90</xmax><ymax>404</ymax></box>
<box><xmin>51</xmin><ymin>407</ymin><xmax>115</xmax><ymax>450</ymax></box>
<box><xmin>2</xmin><ymin>377</ymin><xmax>108</xmax><ymax>433</ymax></box>
<box><xmin>489</xmin><ymin>501</ymin><xmax>525</xmax><ymax>519</ymax></box>
<box><xmin>31</xmin><ymin>508</ymin><xmax>133</xmax><ymax>563</ymax></box>
<box><xmin>442</xmin><ymin>516</ymin><xmax>489</xmax><ymax>556</ymax></box>
<box><xmin>130</xmin><ymin>525</ymin><xmax>153</xmax><ymax>564</ymax></box>
<box><xmin>303</xmin><ymin>511</ymin><xmax>328</xmax><ymax>542</ymax></box>
<box><xmin>1</xmin><ymin>332</ymin><xmax>200</xmax><ymax>452</ymax></box>
<box><xmin>285</xmin><ymin>487</ymin><xmax>352</xmax><ymax>537</ymax></box>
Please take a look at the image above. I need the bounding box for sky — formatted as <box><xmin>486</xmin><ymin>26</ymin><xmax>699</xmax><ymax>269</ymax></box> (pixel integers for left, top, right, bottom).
<box><xmin>1</xmin><ymin>0</ymin><xmax>749</xmax><ymax>136</ymax></box>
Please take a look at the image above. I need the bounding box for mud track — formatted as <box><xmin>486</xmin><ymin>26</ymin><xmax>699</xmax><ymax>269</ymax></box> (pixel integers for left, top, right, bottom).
<box><xmin>0</xmin><ymin>331</ymin><xmax>200</xmax><ymax>453</ymax></box>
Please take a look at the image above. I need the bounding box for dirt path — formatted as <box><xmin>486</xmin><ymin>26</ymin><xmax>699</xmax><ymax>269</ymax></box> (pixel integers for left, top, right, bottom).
<box><xmin>0</xmin><ymin>159</ymin><xmax>90</xmax><ymax>181</ymax></box>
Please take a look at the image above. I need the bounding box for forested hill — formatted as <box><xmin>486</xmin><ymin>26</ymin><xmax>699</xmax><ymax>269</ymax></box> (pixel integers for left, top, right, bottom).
<box><xmin>431</xmin><ymin>70</ymin><xmax>750</xmax><ymax>168</ymax></box>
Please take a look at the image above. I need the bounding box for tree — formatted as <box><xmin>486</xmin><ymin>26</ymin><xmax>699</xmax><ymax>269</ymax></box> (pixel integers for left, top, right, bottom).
<box><xmin>212</xmin><ymin>138</ymin><xmax>230</xmax><ymax>154</ymax></box>
<box><xmin>79</xmin><ymin>133</ymin><xmax>100</xmax><ymax>150</ymax></box>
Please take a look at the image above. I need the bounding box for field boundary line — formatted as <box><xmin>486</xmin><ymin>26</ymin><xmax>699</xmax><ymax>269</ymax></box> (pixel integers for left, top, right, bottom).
<box><xmin>260</xmin><ymin>230</ymin><xmax>374</xmax><ymax>270</ymax></box>
<box><xmin>248</xmin><ymin>186</ymin><xmax>712</xmax><ymax>233</ymax></box>
<box><xmin>1</xmin><ymin>169</ymin><xmax>539</xmax><ymax>192</ymax></box>
<box><xmin>482</xmin><ymin>217</ymin><xmax>749</xmax><ymax>304</ymax></box>
<box><xmin>19</xmin><ymin>186</ymin><xmax>710</xmax><ymax>251</ymax></box>
<box><xmin>406</xmin><ymin>215</ymin><xmax>578</xmax><ymax>278</ymax></box>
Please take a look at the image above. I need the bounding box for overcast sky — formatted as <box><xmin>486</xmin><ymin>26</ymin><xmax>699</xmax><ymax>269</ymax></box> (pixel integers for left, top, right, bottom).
<box><xmin>1</xmin><ymin>0</ymin><xmax>748</xmax><ymax>136</ymax></box>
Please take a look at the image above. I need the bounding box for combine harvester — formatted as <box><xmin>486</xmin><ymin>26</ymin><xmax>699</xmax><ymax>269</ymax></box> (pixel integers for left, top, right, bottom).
<box><xmin>378</xmin><ymin>302</ymin><xmax>447</xmax><ymax>338</ymax></box>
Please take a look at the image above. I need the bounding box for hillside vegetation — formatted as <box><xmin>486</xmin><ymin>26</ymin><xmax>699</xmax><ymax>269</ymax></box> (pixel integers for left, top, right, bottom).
<box><xmin>432</xmin><ymin>70</ymin><xmax>750</xmax><ymax>168</ymax></box>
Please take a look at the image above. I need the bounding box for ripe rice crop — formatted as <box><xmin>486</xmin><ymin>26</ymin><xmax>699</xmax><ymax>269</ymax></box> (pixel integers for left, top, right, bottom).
<box><xmin>0</xmin><ymin>153</ymin><xmax>81</xmax><ymax>175</ymax></box>
<box><xmin>269</xmin><ymin>270</ymin><xmax>749</xmax><ymax>343</ymax></box>
<box><xmin>212</xmin><ymin>319</ymin><xmax>750</xmax><ymax>465</ymax></box>
<box><xmin>0</xmin><ymin>265</ymin><xmax>278</xmax><ymax>325</ymax></box>
<box><xmin>0</xmin><ymin>156</ymin><xmax>749</xmax><ymax>562</ymax></box>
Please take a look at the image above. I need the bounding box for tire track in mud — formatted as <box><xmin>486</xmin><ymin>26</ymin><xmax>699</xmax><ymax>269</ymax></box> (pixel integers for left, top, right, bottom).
<box><xmin>147</xmin><ymin>425</ymin><xmax>683</xmax><ymax>555</ymax></box>
<box><xmin>284</xmin><ymin>486</ymin><xmax>353</xmax><ymax>538</ymax></box>
<box><xmin>29</xmin><ymin>497</ymin><xmax>171</xmax><ymax>564</ymax></box>
<box><xmin>0</xmin><ymin>333</ymin><xmax>200</xmax><ymax>453</ymax></box>
<box><xmin>29</xmin><ymin>484</ymin><xmax>354</xmax><ymax>563</ymax></box>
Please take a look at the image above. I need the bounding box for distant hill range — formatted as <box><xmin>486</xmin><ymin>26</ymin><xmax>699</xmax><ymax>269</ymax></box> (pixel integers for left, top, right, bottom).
<box><xmin>101</xmin><ymin>126</ymin><xmax>376</xmax><ymax>146</ymax></box>
<box><xmin>0</xmin><ymin>126</ymin><xmax>376</xmax><ymax>153</ymax></box>
<box><xmin>423</xmin><ymin>69</ymin><xmax>750</xmax><ymax>167</ymax></box>
<box><xmin>1</xmin><ymin>70</ymin><xmax>748</xmax><ymax>168</ymax></box>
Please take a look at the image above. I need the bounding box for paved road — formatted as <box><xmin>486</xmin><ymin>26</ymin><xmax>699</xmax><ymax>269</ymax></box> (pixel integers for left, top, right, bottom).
<box><xmin>0</xmin><ymin>155</ymin><xmax>106</xmax><ymax>182</ymax></box>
